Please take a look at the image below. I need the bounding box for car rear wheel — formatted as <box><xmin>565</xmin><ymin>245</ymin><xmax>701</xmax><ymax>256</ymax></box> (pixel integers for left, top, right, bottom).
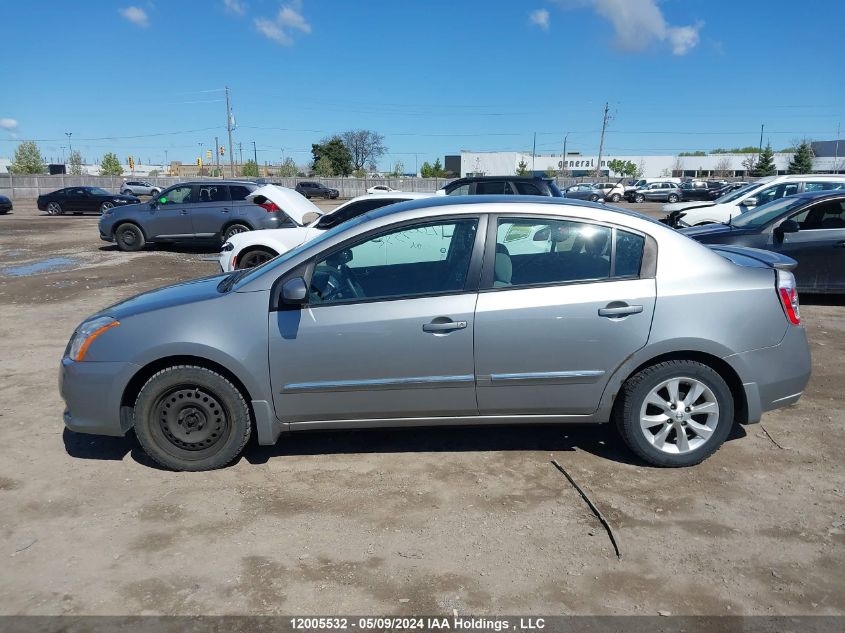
<box><xmin>121</xmin><ymin>190</ymin><xmax>132</xmax><ymax>196</ymax></box>
<box><xmin>101</xmin><ymin>201</ymin><xmax>115</xmax><ymax>213</ymax></box>
<box><xmin>46</xmin><ymin>201</ymin><xmax>63</xmax><ymax>215</ymax></box>
<box><xmin>236</xmin><ymin>247</ymin><xmax>278</xmax><ymax>269</ymax></box>
<box><xmin>610</xmin><ymin>194</ymin><xmax>622</xmax><ymax>202</ymax></box>
<box><xmin>151</xmin><ymin>189</ymin><xmax>161</xmax><ymax>197</ymax></box>
<box><xmin>589</xmin><ymin>194</ymin><xmax>599</xmax><ymax>202</ymax></box>
<box><xmin>668</xmin><ymin>194</ymin><xmax>680</xmax><ymax>203</ymax></box>
<box><xmin>115</xmin><ymin>223</ymin><xmax>146</xmax><ymax>252</ymax></box>
<box><xmin>223</xmin><ymin>223</ymin><xmax>250</xmax><ymax>242</ymax></box>
<box><xmin>614</xmin><ymin>360</ymin><xmax>734</xmax><ymax>467</ymax></box>
<box><xmin>133</xmin><ymin>365</ymin><xmax>252</xmax><ymax>471</ymax></box>
<box><xmin>634</xmin><ymin>194</ymin><xmax>645</xmax><ymax>203</ymax></box>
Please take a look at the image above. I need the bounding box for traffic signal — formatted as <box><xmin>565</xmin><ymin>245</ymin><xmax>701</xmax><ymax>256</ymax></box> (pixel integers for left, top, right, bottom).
<box><xmin>197</xmin><ymin>157</ymin><xmax>202</xmax><ymax>167</ymax></box>
<box><xmin>219</xmin><ymin>145</ymin><xmax>225</xmax><ymax>156</ymax></box>
<box><xmin>128</xmin><ymin>156</ymin><xmax>135</xmax><ymax>170</ymax></box>
<box><xmin>206</xmin><ymin>150</ymin><xmax>212</xmax><ymax>160</ymax></box>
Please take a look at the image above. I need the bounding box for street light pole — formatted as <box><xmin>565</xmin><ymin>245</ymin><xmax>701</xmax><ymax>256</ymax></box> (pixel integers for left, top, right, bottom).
<box><xmin>65</xmin><ymin>132</ymin><xmax>73</xmax><ymax>157</ymax></box>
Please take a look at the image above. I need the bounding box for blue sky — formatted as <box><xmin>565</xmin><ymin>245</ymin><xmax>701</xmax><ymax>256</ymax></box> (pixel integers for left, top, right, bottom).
<box><xmin>1</xmin><ymin>0</ymin><xmax>843</xmax><ymax>170</ymax></box>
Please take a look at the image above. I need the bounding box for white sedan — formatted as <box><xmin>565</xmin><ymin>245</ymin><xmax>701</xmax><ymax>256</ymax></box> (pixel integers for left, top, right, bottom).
<box><xmin>366</xmin><ymin>184</ymin><xmax>398</xmax><ymax>194</ymax></box>
<box><xmin>218</xmin><ymin>189</ymin><xmax>433</xmax><ymax>272</ymax></box>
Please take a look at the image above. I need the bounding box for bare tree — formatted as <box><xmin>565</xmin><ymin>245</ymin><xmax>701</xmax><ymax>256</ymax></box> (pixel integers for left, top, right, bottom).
<box><xmin>741</xmin><ymin>155</ymin><xmax>756</xmax><ymax>176</ymax></box>
<box><xmin>671</xmin><ymin>156</ymin><xmax>685</xmax><ymax>176</ymax></box>
<box><xmin>713</xmin><ymin>157</ymin><xmax>733</xmax><ymax>178</ymax></box>
<box><xmin>340</xmin><ymin>130</ymin><xmax>387</xmax><ymax>172</ymax></box>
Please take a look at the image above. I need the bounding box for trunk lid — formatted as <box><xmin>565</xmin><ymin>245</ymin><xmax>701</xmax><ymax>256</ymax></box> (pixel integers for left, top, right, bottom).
<box><xmin>707</xmin><ymin>244</ymin><xmax>797</xmax><ymax>271</ymax></box>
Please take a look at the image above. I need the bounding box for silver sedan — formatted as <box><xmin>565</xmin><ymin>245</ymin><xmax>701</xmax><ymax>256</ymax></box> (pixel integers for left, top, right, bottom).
<box><xmin>60</xmin><ymin>196</ymin><xmax>810</xmax><ymax>471</ymax></box>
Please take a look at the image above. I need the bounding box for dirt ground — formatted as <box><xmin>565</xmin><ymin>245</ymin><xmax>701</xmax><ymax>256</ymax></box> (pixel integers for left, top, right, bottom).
<box><xmin>0</xmin><ymin>199</ymin><xmax>843</xmax><ymax>617</ymax></box>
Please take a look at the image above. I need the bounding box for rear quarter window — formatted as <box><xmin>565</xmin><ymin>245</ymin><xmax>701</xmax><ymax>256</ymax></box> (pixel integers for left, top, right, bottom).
<box><xmin>614</xmin><ymin>230</ymin><xmax>645</xmax><ymax>277</ymax></box>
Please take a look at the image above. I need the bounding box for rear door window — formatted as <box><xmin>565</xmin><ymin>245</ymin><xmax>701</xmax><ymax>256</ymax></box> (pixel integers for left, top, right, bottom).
<box><xmin>516</xmin><ymin>182</ymin><xmax>542</xmax><ymax>195</ymax></box>
<box><xmin>229</xmin><ymin>185</ymin><xmax>253</xmax><ymax>201</ymax></box>
<box><xmin>476</xmin><ymin>181</ymin><xmax>508</xmax><ymax>195</ymax></box>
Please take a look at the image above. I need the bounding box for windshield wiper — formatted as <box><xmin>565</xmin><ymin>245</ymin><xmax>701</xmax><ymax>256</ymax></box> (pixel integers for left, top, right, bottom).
<box><xmin>218</xmin><ymin>269</ymin><xmax>248</xmax><ymax>292</ymax></box>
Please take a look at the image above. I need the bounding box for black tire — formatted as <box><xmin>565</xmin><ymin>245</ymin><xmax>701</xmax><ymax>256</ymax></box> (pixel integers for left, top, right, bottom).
<box><xmin>101</xmin><ymin>201</ymin><xmax>115</xmax><ymax>214</ymax></box>
<box><xmin>115</xmin><ymin>223</ymin><xmax>146</xmax><ymax>252</ymax></box>
<box><xmin>121</xmin><ymin>190</ymin><xmax>132</xmax><ymax>196</ymax></box>
<box><xmin>610</xmin><ymin>194</ymin><xmax>622</xmax><ymax>203</ymax></box>
<box><xmin>634</xmin><ymin>194</ymin><xmax>645</xmax><ymax>203</ymax></box>
<box><xmin>223</xmin><ymin>223</ymin><xmax>250</xmax><ymax>242</ymax></box>
<box><xmin>614</xmin><ymin>360</ymin><xmax>734</xmax><ymax>467</ymax></box>
<box><xmin>236</xmin><ymin>247</ymin><xmax>278</xmax><ymax>269</ymax></box>
<box><xmin>46</xmin><ymin>201</ymin><xmax>63</xmax><ymax>215</ymax></box>
<box><xmin>133</xmin><ymin>365</ymin><xmax>251</xmax><ymax>471</ymax></box>
<box><xmin>150</xmin><ymin>188</ymin><xmax>161</xmax><ymax>197</ymax></box>
<box><xmin>589</xmin><ymin>194</ymin><xmax>599</xmax><ymax>202</ymax></box>
<box><xmin>668</xmin><ymin>194</ymin><xmax>679</xmax><ymax>203</ymax></box>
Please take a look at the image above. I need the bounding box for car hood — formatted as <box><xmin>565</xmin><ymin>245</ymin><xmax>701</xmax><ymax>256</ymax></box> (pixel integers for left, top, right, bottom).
<box><xmin>247</xmin><ymin>185</ymin><xmax>322</xmax><ymax>226</ymax></box>
<box><xmin>114</xmin><ymin>194</ymin><xmax>140</xmax><ymax>202</ymax></box>
<box><xmin>100</xmin><ymin>274</ymin><xmax>229</xmax><ymax>320</ymax></box>
<box><xmin>227</xmin><ymin>225</ymin><xmax>316</xmax><ymax>254</ymax></box>
<box><xmin>663</xmin><ymin>200</ymin><xmax>715</xmax><ymax>212</ymax></box>
<box><xmin>680</xmin><ymin>224</ymin><xmax>756</xmax><ymax>239</ymax></box>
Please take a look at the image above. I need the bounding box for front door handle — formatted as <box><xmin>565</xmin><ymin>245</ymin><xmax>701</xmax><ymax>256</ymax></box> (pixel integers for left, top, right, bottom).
<box><xmin>180</xmin><ymin>209</ymin><xmax>188</xmax><ymax>215</ymax></box>
<box><xmin>423</xmin><ymin>320</ymin><xmax>467</xmax><ymax>333</ymax></box>
<box><xmin>222</xmin><ymin>207</ymin><xmax>230</xmax><ymax>213</ymax></box>
<box><xmin>598</xmin><ymin>304</ymin><xmax>643</xmax><ymax>318</ymax></box>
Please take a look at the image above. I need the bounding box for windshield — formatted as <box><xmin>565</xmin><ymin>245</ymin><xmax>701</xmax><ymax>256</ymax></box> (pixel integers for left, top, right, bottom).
<box><xmin>90</xmin><ymin>187</ymin><xmax>110</xmax><ymax>196</ymax></box>
<box><xmin>730</xmin><ymin>196</ymin><xmax>808</xmax><ymax>228</ymax></box>
<box><xmin>715</xmin><ymin>182</ymin><xmax>759</xmax><ymax>204</ymax></box>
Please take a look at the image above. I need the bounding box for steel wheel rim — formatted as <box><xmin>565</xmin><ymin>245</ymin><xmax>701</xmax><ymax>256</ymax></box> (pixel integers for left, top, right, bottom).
<box><xmin>239</xmin><ymin>250</ymin><xmax>274</xmax><ymax>269</ymax></box>
<box><xmin>153</xmin><ymin>386</ymin><xmax>231</xmax><ymax>457</ymax></box>
<box><xmin>639</xmin><ymin>376</ymin><xmax>719</xmax><ymax>455</ymax></box>
<box><xmin>47</xmin><ymin>202</ymin><xmax>60</xmax><ymax>215</ymax></box>
<box><xmin>226</xmin><ymin>226</ymin><xmax>247</xmax><ymax>239</ymax></box>
<box><xmin>120</xmin><ymin>227</ymin><xmax>138</xmax><ymax>246</ymax></box>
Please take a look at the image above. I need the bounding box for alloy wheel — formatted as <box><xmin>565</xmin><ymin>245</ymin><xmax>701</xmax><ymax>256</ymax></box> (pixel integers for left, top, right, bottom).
<box><xmin>639</xmin><ymin>377</ymin><xmax>719</xmax><ymax>454</ymax></box>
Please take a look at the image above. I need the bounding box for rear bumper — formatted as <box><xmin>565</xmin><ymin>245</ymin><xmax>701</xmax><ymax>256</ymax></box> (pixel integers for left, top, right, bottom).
<box><xmin>60</xmin><ymin>358</ymin><xmax>139</xmax><ymax>437</ymax></box>
<box><xmin>726</xmin><ymin>326</ymin><xmax>811</xmax><ymax>424</ymax></box>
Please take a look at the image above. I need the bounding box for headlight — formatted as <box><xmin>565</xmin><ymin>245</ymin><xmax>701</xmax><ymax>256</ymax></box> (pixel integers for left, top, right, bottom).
<box><xmin>66</xmin><ymin>317</ymin><xmax>120</xmax><ymax>361</ymax></box>
<box><xmin>221</xmin><ymin>242</ymin><xmax>234</xmax><ymax>252</ymax></box>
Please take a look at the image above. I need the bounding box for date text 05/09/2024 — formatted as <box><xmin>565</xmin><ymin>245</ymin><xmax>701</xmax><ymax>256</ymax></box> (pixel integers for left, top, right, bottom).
<box><xmin>289</xmin><ymin>617</ymin><xmax>546</xmax><ymax>631</ymax></box>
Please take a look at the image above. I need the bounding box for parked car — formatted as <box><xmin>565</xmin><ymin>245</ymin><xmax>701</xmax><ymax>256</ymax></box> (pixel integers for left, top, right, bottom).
<box><xmin>0</xmin><ymin>194</ymin><xmax>12</xmax><ymax>214</ymax></box>
<box><xmin>61</xmin><ymin>196</ymin><xmax>810</xmax><ymax>471</ymax></box>
<box><xmin>679</xmin><ymin>180</ymin><xmax>730</xmax><ymax>202</ymax></box>
<box><xmin>295</xmin><ymin>181</ymin><xmax>339</xmax><ymax>199</ymax></box>
<box><xmin>219</xmin><ymin>191</ymin><xmax>433</xmax><ymax>271</ymax></box>
<box><xmin>439</xmin><ymin>176</ymin><xmax>563</xmax><ymax>197</ymax></box>
<box><xmin>564</xmin><ymin>184</ymin><xmax>604</xmax><ymax>202</ymax></box>
<box><xmin>627</xmin><ymin>181</ymin><xmax>681</xmax><ymax>203</ymax></box>
<box><xmin>367</xmin><ymin>185</ymin><xmax>398</xmax><ymax>194</ymax></box>
<box><xmin>624</xmin><ymin>177</ymin><xmax>681</xmax><ymax>198</ymax></box>
<box><xmin>591</xmin><ymin>182</ymin><xmax>626</xmax><ymax>203</ymax></box>
<box><xmin>120</xmin><ymin>180</ymin><xmax>161</xmax><ymax>197</ymax></box>
<box><xmin>680</xmin><ymin>190</ymin><xmax>845</xmax><ymax>293</ymax></box>
<box><xmin>37</xmin><ymin>187</ymin><xmax>140</xmax><ymax>215</ymax></box>
<box><xmin>664</xmin><ymin>175</ymin><xmax>845</xmax><ymax>226</ymax></box>
<box><xmin>98</xmin><ymin>181</ymin><xmax>311</xmax><ymax>251</ymax></box>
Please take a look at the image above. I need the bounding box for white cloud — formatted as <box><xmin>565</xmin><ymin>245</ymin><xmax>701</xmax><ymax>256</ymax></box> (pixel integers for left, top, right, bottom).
<box><xmin>553</xmin><ymin>0</ymin><xmax>701</xmax><ymax>55</ymax></box>
<box><xmin>223</xmin><ymin>0</ymin><xmax>246</xmax><ymax>16</ymax></box>
<box><xmin>529</xmin><ymin>8</ymin><xmax>550</xmax><ymax>30</ymax></box>
<box><xmin>118</xmin><ymin>6</ymin><xmax>150</xmax><ymax>28</ymax></box>
<box><xmin>255</xmin><ymin>1</ymin><xmax>311</xmax><ymax>45</ymax></box>
<box><xmin>0</xmin><ymin>118</ymin><xmax>18</xmax><ymax>131</ymax></box>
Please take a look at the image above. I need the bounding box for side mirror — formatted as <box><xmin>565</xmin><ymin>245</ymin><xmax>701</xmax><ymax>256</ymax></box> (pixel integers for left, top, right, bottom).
<box><xmin>281</xmin><ymin>277</ymin><xmax>308</xmax><ymax>304</ymax></box>
<box><xmin>533</xmin><ymin>226</ymin><xmax>551</xmax><ymax>241</ymax></box>
<box><xmin>743</xmin><ymin>196</ymin><xmax>758</xmax><ymax>207</ymax></box>
<box><xmin>774</xmin><ymin>219</ymin><xmax>799</xmax><ymax>241</ymax></box>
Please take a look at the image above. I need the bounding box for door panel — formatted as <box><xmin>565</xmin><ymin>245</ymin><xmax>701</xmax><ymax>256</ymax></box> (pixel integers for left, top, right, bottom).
<box><xmin>190</xmin><ymin>184</ymin><xmax>231</xmax><ymax>237</ymax></box>
<box><xmin>147</xmin><ymin>185</ymin><xmax>194</xmax><ymax>238</ymax></box>
<box><xmin>269</xmin><ymin>294</ymin><xmax>478</xmax><ymax>422</ymax></box>
<box><xmin>475</xmin><ymin>278</ymin><xmax>656</xmax><ymax>415</ymax></box>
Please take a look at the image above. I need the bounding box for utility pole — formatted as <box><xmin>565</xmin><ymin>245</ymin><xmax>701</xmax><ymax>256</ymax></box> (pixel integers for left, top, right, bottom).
<box><xmin>834</xmin><ymin>123</ymin><xmax>840</xmax><ymax>174</ymax></box>
<box><xmin>532</xmin><ymin>132</ymin><xmax>536</xmax><ymax>173</ymax></box>
<box><xmin>238</xmin><ymin>142</ymin><xmax>243</xmax><ymax>168</ymax></box>
<box><xmin>164</xmin><ymin>150</ymin><xmax>169</xmax><ymax>174</ymax></box>
<box><xmin>215</xmin><ymin>136</ymin><xmax>220</xmax><ymax>177</ymax></box>
<box><xmin>758</xmin><ymin>123</ymin><xmax>765</xmax><ymax>161</ymax></box>
<box><xmin>225</xmin><ymin>86</ymin><xmax>235</xmax><ymax>178</ymax></box>
<box><xmin>595</xmin><ymin>102</ymin><xmax>610</xmax><ymax>178</ymax></box>
<box><xmin>252</xmin><ymin>140</ymin><xmax>258</xmax><ymax>166</ymax></box>
<box><xmin>65</xmin><ymin>132</ymin><xmax>73</xmax><ymax>157</ymax></box>
<box><xmin>560</xmin><ymin>133</ymin><xmax>569</xmax><ymax>177</ymax></box>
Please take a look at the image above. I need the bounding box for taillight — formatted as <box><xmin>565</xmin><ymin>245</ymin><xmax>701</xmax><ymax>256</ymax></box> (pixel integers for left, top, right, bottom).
<box><xmin>777</xmin><ymin>270</ymin><xmax>800</xmax><ymax>325</ymax></box>
<box><xmin>258</xmin><ymin>201</ymin><xmax>280</xmax><ymax>213</ymax></box>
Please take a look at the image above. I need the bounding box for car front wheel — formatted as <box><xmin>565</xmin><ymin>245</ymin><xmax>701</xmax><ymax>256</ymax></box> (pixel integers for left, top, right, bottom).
<box><xmin>610</xmin><ymin>194</ymin><xmax>621</xmax><ymax>202</ymax></box>
<box><xmin>101</xmin><ymin>201</ymin><xmax>115</xmax><ymax>213</ymax></box>
<box><xmin>46</xmin><ymin>201</ymin><xmax>63</xmax><ymax>215</ymax></box>
<box><xmin>236</xmin><ymin>247</ymin><xmax>278</xmax><ymax>269</ymax></box>
<box><xmin>614</xmin><ymin>360</ymin><xmax>734</xmax><ymax>467</ymax></box>
<box><xmin>634</xmin><ymin>194</ymin><xmax>645</xmax><ymax>203</ymax></box>
<box><xmin>115</xmin><ymin>223</ymin><xmax>146</xmax><ymax>251</ymax></box>
<box><xmin>133</xmin><ymin>365</ymin><xmax>252</xmax><ymax>471</ymax></box>
<box><xmin>668</xmin><ymin>194</ymin><xmax>679</xmax><ymax>203</ymax></box>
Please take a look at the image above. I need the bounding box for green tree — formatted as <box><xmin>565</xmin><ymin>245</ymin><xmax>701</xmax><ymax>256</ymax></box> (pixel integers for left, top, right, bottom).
<box><xmin>754</xmin><ymin>143</ymin><xmax>777</xmax><ymax>177</ymax></box>
<box><xmin>352</xmin><ymin>168</ymin><xmax>367</xmax><ymax>178</ymax></box>
<box><xmin>99</xmin><ymin>152</ymin><xmax>123</xmax><ymax>176</ymax></box>
<box><xmin>607</xmin><ymin>158</ymin><xmax>637</xmax><ymax>178</ymax></box>
<box><xmin>10</xmin><ymin>141</ymin><xmax>46</xmax><ymax>174</ymax></box>
<box><xmin>240</xmin><ymin>159</ymin><xmax>260</xmax><ymax>177</ymax></box>
<box><xmin>311</xmin><ymin>136</ymin><xmax>353</xmax><ymax>176</ymax></box>
<box><xmin>420</xmin><ymin>161</ymin><xmax>433</xmax><ymax>178</ymax></box>
<box><xmin>67</xmin><ymin>150</ymin><xmax>84</xmax><ymax>175</ymax></box>
<box><xmin>277</xmin><ymin>157</ymin><xmax>298</xmax><ymax>178</ymax></box>
<box><xmin>516</xmin><ymin>159</ymin><xmax>530</xmax><ymax>176</ymax></box>
<box><xmin>431</xmin><ymin>157</ymin><xmax>446</xmax><ymax>178</ymax></box>
<box><xmin>544</xmin><ymin>166</ymin><xmax>557</xmax><ymax>178</ymax></box>
<box><xmin>313</xmin><ymin>156</ymin><xmax>335</xmax><ymax>177</ymax></box>
<box><xmin>787</xmin><ymin>141</ymin><xmax>814</xmax><ymax>174</ymax></box>
<box><xmin>147</xmin><ymin>169</ymin><xmax>160</xmax><ymax>177</ymax></box>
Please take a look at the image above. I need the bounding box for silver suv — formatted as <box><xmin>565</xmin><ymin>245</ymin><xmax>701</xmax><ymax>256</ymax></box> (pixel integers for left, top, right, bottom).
<box><xmin>121</xmin><ymin>180</ymin><xmax>161</xmax><ymax>196</ymax></box>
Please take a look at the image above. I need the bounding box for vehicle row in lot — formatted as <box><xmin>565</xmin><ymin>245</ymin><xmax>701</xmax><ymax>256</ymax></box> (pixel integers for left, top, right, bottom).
<box><xmin>61</xmin><ymin>195</ymin><xmax>810</xmax><ymax>471</ymax></box>
<box><xmin>626</xmin><ymin>181</ymin><xmax>682</xmax><ymax>203</ymax></box>
<box><xmin>37</xmin><ymin>187</ymin><xmax>140</xmax><ymax>215</ymax></box>
<box><xmin>441</xmin><ymin>176</ymin><xmax>563</xmax><ymax>197</ymax></box>
<box><xmin>0</xmin><ymin>194</ymin><xmax>12</xmax><ymax>214</ymax></box>
<box><xmin>219</xmin><ymin>190</ymin><xmax>433</xmax><ymax>271</ymax></box>
<box><xmin>295</xmin><ymin>181</ymin><xmax>339</xmax><ymax>199</ymax></box>
<box><xmin>98</xmin><ymin>180</ymin><xmax>307</xmax><ymax>251</ymax></box>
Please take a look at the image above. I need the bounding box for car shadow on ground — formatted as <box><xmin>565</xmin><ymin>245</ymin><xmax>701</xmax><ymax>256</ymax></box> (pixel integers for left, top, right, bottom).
<box><xmin>802</xmin><ymin>294</ymin><xmax>845</xmax><ymax>306</ymax></box>
<box><xmin>63</xmin><ymin>422</ymin><xmax>747</xmax><ymax>472</ymax></box>
<box><xmin>98</xmin><ymin>243</ymin><xmax>222</xmax><ymax>255</ymax></box>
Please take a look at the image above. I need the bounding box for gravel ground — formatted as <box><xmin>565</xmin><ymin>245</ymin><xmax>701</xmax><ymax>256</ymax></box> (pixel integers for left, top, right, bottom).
<box><xmin>0</xmin><ymin>199</ymin><xmax>842</xmax><ymax>616</ymax></box>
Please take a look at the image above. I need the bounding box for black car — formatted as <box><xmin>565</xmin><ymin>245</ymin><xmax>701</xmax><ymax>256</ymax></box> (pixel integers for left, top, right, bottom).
<box><xmin>37</xmin><ymin>187</ymin><xmax>140</xmax><ymax>215</ymax></box>
<box><xmin>441</xmin><ymin>176</ymin><xmax>563</xmax><ymax>197</ymax></box>
<box><xmin>679</xmin><ymin>180</ymin><xmax>730</xmax><ymax>202</ymax></box>
<box><xmin>0</xmin><ymin>195</ymin><xmax>12</xmax><ymax>214</ymax></box>
<box><xmin>681</xmin><ymin>190</ymin><xmax>845</xmax><ymax>293</ymax></box>
<box><xmin>295</xmin><ymin>181</ymin><xmax>339</xmax><ymax>199</ymax></box>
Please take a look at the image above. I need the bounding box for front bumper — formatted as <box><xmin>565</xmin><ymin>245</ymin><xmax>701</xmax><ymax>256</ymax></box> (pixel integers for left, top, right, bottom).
<box><xmin>60</xmin><ymin>358</ymin><xmax>140</xmax><ymax>437</ymax></box>
<box><xmin>726</xmin><ymin>325</ymin><xmax>812</xmax><ymax>424</ymax></box>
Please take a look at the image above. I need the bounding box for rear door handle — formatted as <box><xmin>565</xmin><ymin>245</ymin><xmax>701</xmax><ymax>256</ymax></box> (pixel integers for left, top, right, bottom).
<box><xmin>180</xmin><ymin>210</ymin><xmax>188</xmax><ymax>215</ymax></box>
<box><xmin>598</xmin><ymin>304</ymin><xmax>643</xmax><ymax>318</ymax></box>
<box><xmin>222</xmin><ymin>207</ymin><xmax>230</xmax><ymax>213</ymax></box>
<box><xmin>423</xmin><ymin>320</ymin><xmax>467</xmax><ymax>333</ymax></box>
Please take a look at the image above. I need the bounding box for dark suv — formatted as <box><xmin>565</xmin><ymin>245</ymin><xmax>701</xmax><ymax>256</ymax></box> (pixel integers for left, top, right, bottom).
<box><xmin>440</xmin><ymin>176</ymin><xmax>563</xmax><ymax>197</ymax></box>
<box><xmin>98</xmin><ymin>181</ymin><xmax>296</xmax><ymax>251</ymax></box>
<box><xmin>295</xmin><ymin>181</ymin><xmax>339</xmax><ymax>199</ymax></box>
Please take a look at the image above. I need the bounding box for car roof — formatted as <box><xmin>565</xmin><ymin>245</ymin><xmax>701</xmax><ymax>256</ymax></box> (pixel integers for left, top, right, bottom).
<box><xmin>176</xmin><ymin>180</ymin><xmax>256</xmax><ymax>186</ymax></box>
<box><xmin>790</xmin><ymin>189</ymin><xmax>845</xmax><ymax>201</ymax></box>
<box><xmin>346</xmin><ymin>192</ymin><xmax>433</xmax><ymax>203</ymax></box>
<box><xmin>449</xmin><ymin>175</ymin><xmax>554</xmax><ymax>183</ymax></box>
